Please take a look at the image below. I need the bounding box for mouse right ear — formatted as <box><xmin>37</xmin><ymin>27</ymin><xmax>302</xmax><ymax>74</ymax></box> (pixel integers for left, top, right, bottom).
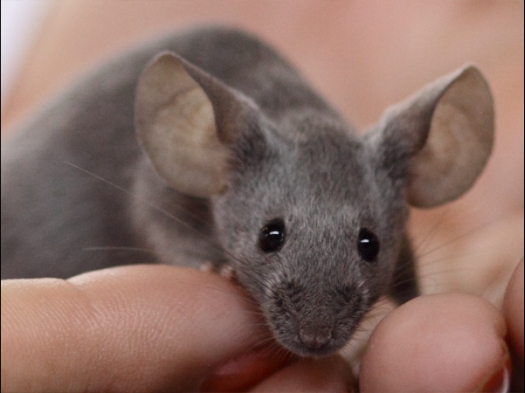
<box><xmin>135</xmin><ymin>52</ymin><xmax>262</xmax><ymax>198</ymax></box>
<box><xmin>369</xmin><ymin>65</ymin><xmax>494</xmax><ymax>208</ymax></box>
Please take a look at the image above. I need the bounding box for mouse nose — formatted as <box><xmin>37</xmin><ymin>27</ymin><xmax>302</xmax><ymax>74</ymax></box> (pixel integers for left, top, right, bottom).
<box><xmin>298</xmin><ymin>326</ymin><xmax>332</xmax><ymax>349</ymax></box>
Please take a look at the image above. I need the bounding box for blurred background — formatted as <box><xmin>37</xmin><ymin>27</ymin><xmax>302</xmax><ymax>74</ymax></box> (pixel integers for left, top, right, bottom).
<box><xmin>1</xmin><ymin>0</ymin><xmax>523</xmax><ymax>305</ymax></box>
<box><xmin>1</xmin><ymin>0</ymin><xmax>51</xmax><ymax>109</ymax></box>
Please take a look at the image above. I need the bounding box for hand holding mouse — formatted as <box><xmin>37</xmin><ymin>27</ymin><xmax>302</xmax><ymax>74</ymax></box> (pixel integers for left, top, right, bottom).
<box><xmin>2</xmin><ymin>258</ymin><xmax>522</xmax><ymax>392</ymax></box>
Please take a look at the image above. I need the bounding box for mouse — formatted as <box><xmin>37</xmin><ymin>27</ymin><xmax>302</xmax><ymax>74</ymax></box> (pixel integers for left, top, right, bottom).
<box><xmin>1</xmin><ymin>26</ymin><xmax>494</xmax><ymax>357</ymax></box>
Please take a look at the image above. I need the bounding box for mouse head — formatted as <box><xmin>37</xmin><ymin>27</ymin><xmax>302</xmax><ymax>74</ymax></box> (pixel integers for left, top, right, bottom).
<box><xmin>135</xmin><ymin>53</ymin><xmax>494</xmax><ymax>357</ymax></box>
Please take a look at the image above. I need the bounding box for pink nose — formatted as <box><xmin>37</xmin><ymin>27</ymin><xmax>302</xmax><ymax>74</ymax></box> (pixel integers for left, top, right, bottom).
<box><xmin>299</xmin><ymin>327</ymin><xmax>332</xmax><ymax>349</ymax></box>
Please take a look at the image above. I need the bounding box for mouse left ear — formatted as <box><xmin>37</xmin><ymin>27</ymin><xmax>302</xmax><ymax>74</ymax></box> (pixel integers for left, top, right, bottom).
<box><xmin>135</xmin><ymin>51</ymin><xmax>262</xmax><ymax>198</ymax></box>
<box><xmin>369</xmin><ymin>65</ymin><xmax>494</xmax><ymax>208</ymax></box>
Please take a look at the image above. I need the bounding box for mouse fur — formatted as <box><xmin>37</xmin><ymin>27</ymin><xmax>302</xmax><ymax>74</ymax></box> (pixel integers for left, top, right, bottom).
<box><xmin>1</xmin><ymin>26</ymin><xmax>494</xmax><ymax>357</ymax></box>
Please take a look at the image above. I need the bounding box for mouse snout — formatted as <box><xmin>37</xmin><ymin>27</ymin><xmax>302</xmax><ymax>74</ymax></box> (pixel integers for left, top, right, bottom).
<box><xmin>265</xmin><ymin>278</ymin><xmax>367</xmax><ymax>357</ymax></box>
<box><xmin>298</xmin><ymin>324</ymin><xmax>332</xmax><ymax>350</ymax></box>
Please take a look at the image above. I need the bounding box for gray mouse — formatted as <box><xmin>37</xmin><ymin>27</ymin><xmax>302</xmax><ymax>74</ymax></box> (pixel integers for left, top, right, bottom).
<box><xmin>1</xmin><ymin>26</ymin><xmax>494</xmax><ymax>357</ymax></box>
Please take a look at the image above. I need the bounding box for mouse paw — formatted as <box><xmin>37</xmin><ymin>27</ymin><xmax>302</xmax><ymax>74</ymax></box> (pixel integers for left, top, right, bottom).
<box><xmin>200</xmin><ymin>262</ymin><xmax>236</xmax><ymax>281</ymax></box>
<box><xmin>200</xmin><ymin>261</ymin><xmax>215</xmax><ymax>273</ymax></box>
<box><xmin>217</xmin><ymin>264</ymin><xmax>235</xmax><ymax>280</ymax></box>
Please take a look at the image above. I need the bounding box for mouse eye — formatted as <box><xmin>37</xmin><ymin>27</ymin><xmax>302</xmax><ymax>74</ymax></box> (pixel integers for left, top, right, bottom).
<box><xmin>357</xmin><ymin>228</ymin><xmax>380</xmax><ymax>262</ymax></box>
<box><xmin>259</xmin><ymin>218</ymin><xmax>285</xmax><ymax>253</ymax></box>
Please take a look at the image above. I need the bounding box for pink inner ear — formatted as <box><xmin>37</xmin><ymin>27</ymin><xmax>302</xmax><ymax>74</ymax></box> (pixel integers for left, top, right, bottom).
<box><xmin>407</xmin><ymin>66</ymin><xmax>494</xmax><ymax>208</ymax></box>
<box><xmin>135</xmin><ymin>52</ymin><xmax>231</xmax><ymax>198</ymax></box>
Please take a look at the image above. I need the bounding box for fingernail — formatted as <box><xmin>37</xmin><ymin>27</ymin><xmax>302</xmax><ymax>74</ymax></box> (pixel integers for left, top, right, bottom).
<box><xmin>477</xmin><ymin>352</ymin><xmax>511</xmax><ymax>393</ymax></box>
<box><xmin>199</xmin><ymin>348</ymin><xmax>294</xmax><ymax>392</ymax></box>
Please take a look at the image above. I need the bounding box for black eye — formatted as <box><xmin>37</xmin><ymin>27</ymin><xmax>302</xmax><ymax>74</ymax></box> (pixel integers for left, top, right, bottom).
<box><xmin>357</xmin><ymin>228</ymin><xmax>380</xmax><ymax>262</ymax></box>
<box><xmin>259</xmin><ymin>218</ymin><xmax>285</xmax><ymax>253</ymax></box>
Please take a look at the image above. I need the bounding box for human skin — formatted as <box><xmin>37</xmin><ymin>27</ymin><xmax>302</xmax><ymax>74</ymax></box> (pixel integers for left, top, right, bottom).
<box><xmin>1</xmin><ymin>259</ymin><xmax>523</xmax><ymax>392</ymax></box>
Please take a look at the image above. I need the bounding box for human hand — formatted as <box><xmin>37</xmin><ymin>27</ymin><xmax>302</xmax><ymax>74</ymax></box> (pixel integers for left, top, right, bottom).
<box><xmin>1</xmin><ymin>265</ymin><xmax>352</xmax><ymax>392</ymax></box>
<box><xmin>361</xmin><ymin>258</ymin><xmax>524</xmax><ymax>392</ymax></box>
<box><xmin>2</xmin><ymin>259</ymin><xmax>523</xmax><ymax>392</ymax></box>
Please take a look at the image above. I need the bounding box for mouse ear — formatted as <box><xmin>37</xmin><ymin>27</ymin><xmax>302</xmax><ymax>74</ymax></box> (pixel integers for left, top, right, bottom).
<box><xmin>370</xmin><ymin>65</ymin><xmax>494</xmax><ymax>208</ymax></box>
<box><xmin>135</xmin><ymin>51</ymin><xmax>259</xmax><ymax>197</ymax></box>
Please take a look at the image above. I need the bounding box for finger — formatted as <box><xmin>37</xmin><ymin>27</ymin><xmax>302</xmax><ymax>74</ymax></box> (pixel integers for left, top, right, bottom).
<box><xmin>1</xmin><ymin>265</ymin><xmax>271</xmax><ymax>392</ymax></box>
<box><xmin>360</xmin><ymin>294</ymin><xmax>509</xmax><ymax>393</ymax></box>
<box><xmin>199</xmin><ymin>347</ymin><xmax>294</xmax><ymax>392</ymax></box>
<box><xmin>249</xmin><ymin>355</ymin><xmax>355</xmax><ymax>393</ymax></box>
<box><xmin>503</xmin><ymin>258</ymin><xmax>524</xmax><ymax>360</ymax></box>
<box><xmin>503</xmin><ymin>258</ymin><xmax>524</xmax><ymax>391</ymax></box>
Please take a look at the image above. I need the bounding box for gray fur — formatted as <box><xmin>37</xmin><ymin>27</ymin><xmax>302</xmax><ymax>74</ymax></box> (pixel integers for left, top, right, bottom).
<box><xmin>1</xmin><ymin>26</ymin><xmax>493</xmax><ymax>357</ymax></box>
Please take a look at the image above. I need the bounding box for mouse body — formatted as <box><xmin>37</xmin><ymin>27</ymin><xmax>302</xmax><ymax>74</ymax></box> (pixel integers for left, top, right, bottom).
<box><xmin>1</xmin><ymin>26</ymin><xmax>494</xmax><ymax>357</ymax></box>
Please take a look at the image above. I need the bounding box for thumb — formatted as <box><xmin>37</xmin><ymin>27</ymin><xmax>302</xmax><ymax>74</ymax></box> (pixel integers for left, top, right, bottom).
<box><xmin>1</xmin><ymin>265</ymin><xmax>269</xmax><ymax>392</ymax></box>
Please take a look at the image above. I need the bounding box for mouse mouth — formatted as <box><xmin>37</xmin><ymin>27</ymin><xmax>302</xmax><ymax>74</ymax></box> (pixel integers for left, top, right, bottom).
<box><xmin>266</xmin><ymin>310</ymin><xmax>363</xmax><ymax>358</ymax></box>
<box><xmin>272</xmin><ymin>321</ymin><xmax>359</xmax><ymax>358</ymax></box>
<box><xmin>290</xmin><ymin>336</ymin><xmax>343</xmax><ymax>358</ymax></box>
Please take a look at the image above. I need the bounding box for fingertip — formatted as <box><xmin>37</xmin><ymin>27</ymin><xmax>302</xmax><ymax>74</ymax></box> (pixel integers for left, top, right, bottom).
<box><xmin>249</xmin><ymin>356</ymin><xmax>356</xmax><ymax>393</ymax></box>
<box><xmin>503</xmin><ymin>258</ymin><xmax>524</xmax><ymax>391</ymax></box>
<box><xmin>199</xmin><ymin>348</ymin><xmax>294</xmax><ymax>392</ymax></box>
<box><xmin>69</xmin><ymin>265</ymin><xmax>268</xmax><ymax>391</ymax></box>
<box><xmin>360</xmin><ymin>294</ymin><xmax>508</xmax><ymax>393</ymax></box>
<box><xmin>503</xmin><ymin>258</ymin><xmax>524</xmax><ymax>360</ymax></box>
